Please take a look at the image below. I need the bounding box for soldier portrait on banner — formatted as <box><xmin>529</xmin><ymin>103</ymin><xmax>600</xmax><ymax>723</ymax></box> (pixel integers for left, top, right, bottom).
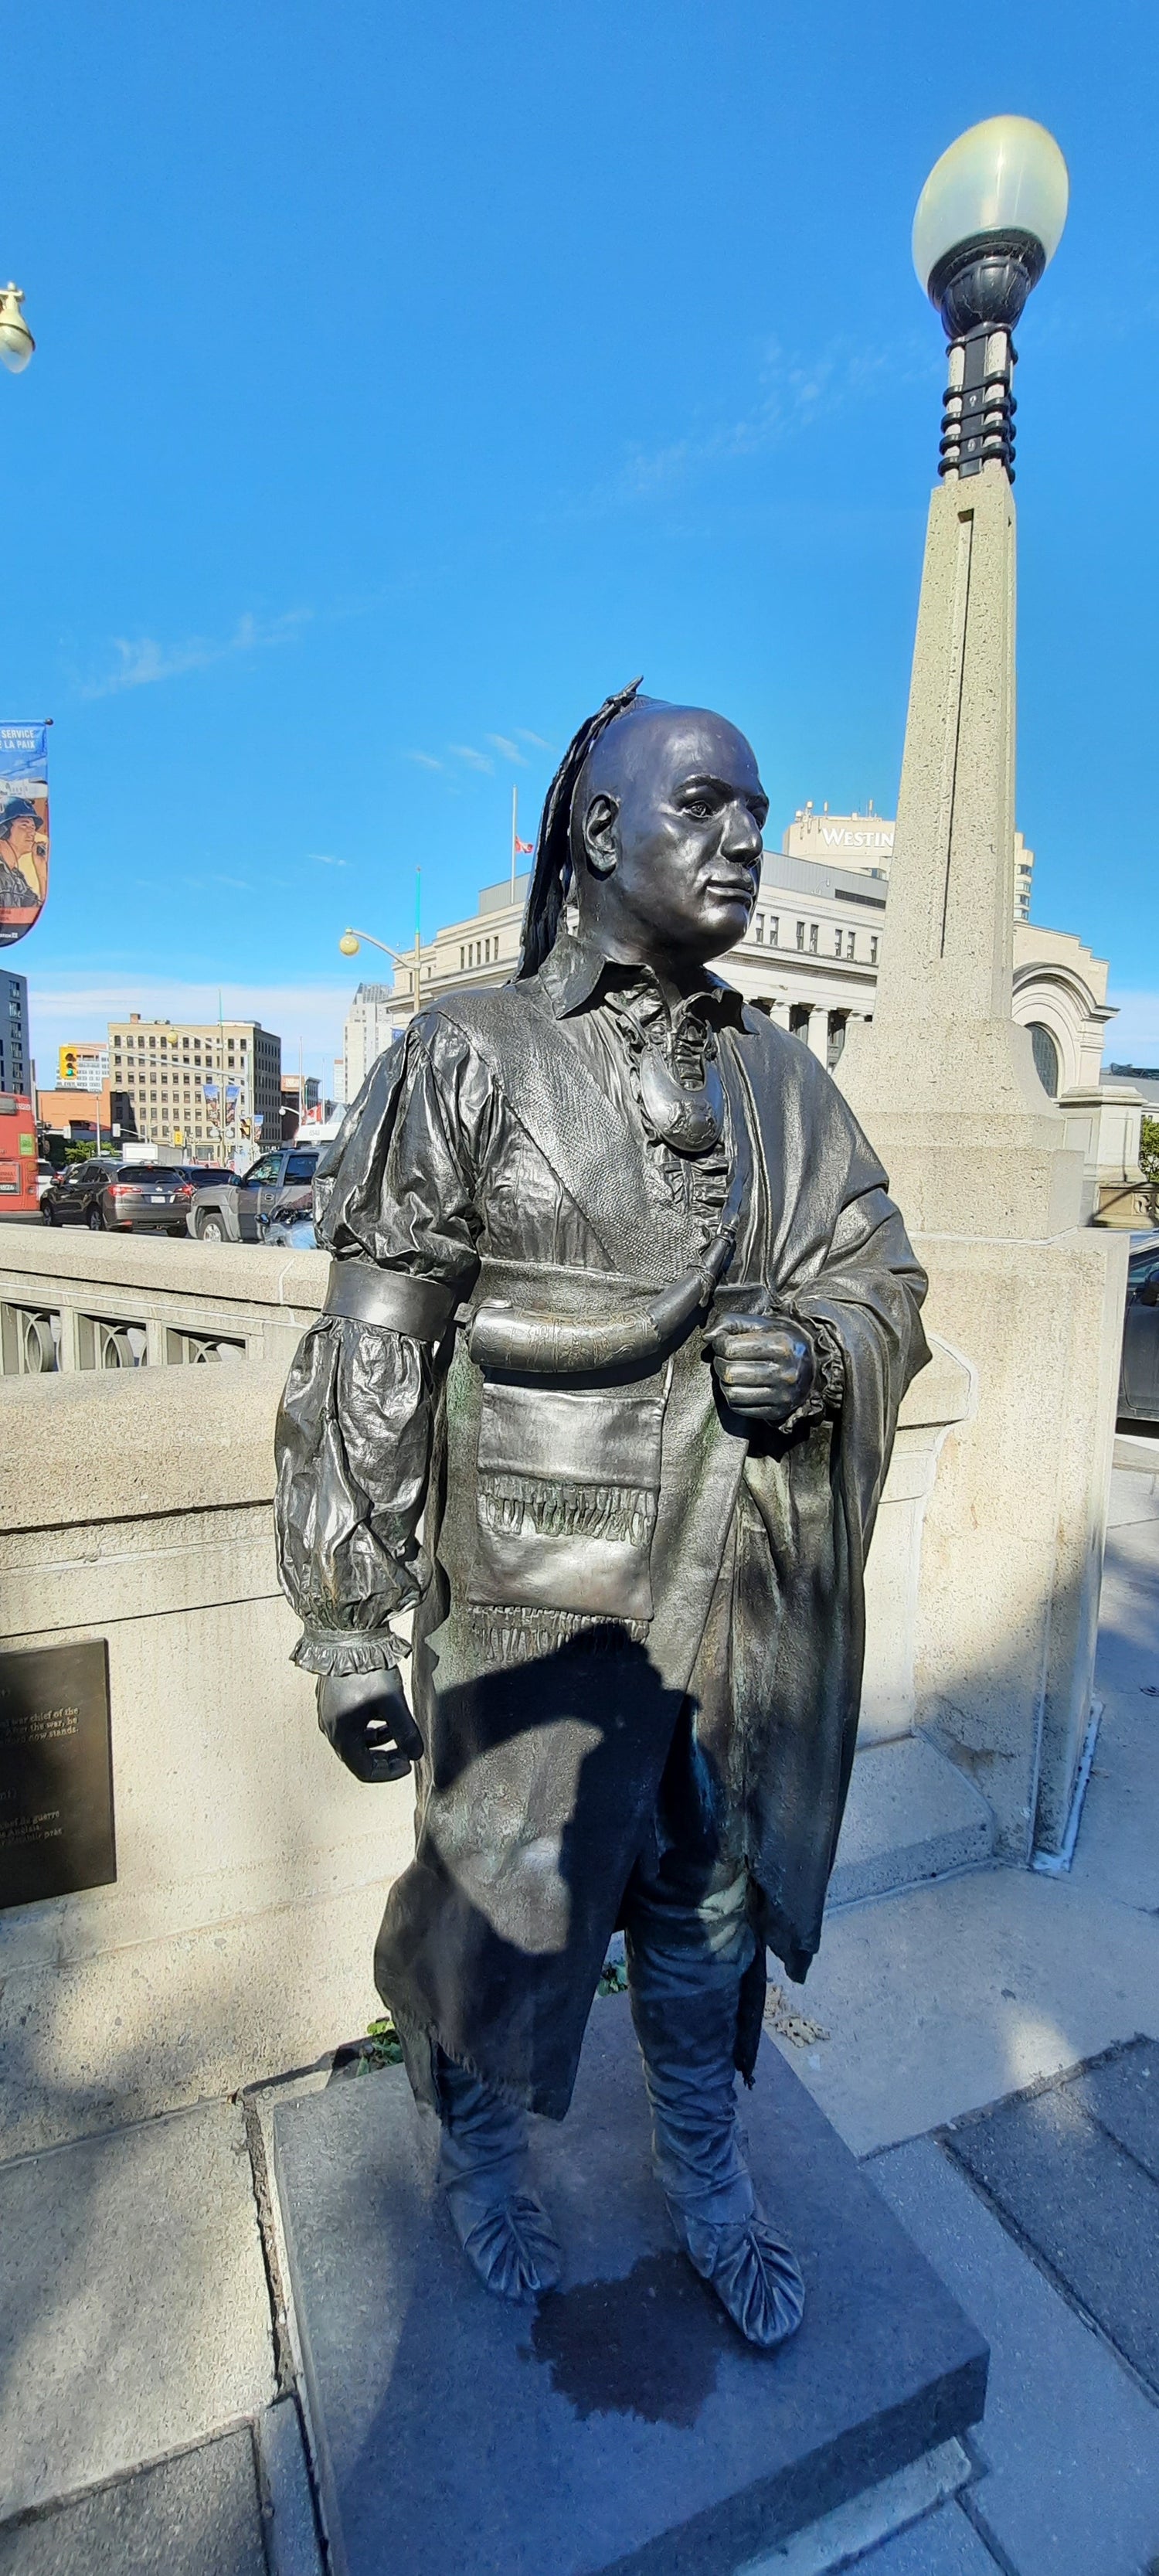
<box><xmin>0</xmin><ymin>723</ymin><xmax>49</xmax><ymax>947</ymax></box>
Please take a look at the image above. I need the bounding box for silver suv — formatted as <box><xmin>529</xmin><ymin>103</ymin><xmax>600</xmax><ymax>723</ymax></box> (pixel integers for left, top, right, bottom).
<box><xmin>188</xmin><ymin>1147</ymin><xmax>319</xmax><ymax>1243</ymax></box>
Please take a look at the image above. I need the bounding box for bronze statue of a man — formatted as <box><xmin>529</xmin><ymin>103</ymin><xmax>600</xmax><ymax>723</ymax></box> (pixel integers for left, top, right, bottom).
<box><xmin>276</xmin><ymin>685</ymin><xmax>929</xmax><ymax>2348</ymax></box>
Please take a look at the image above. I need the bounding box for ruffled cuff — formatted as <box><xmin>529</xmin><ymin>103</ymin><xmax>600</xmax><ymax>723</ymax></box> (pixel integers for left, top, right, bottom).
<box><xmin>291</xmin><ymin>1629</ymin><xmax>409</xmax><ymax>1679</ymax></box>
<box><xmin>807</xmin><ymin>1316</ymin><xmax>846</xmax><ymax>1413</ymax></box>
<box><xmin>778</xmin><ymin>1315</ymin><xmax>845</xmax><ymax>1433</ymax></box>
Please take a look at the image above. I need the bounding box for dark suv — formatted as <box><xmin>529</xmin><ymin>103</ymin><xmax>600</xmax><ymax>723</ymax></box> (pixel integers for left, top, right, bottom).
<box><xmin>40</xmin><ymin>1161</ymin><xmax>121</xmax><ymax>1228</ymax></box>
<box><xmin>42</xmin><ymin>1162</ymin><xmax>233</xmax><ymax>1235</ymax></box>
<box><xmin>188</xmin><ymin>1146</ymin><xmax>319</xmax><ymax>1243</ymax></box>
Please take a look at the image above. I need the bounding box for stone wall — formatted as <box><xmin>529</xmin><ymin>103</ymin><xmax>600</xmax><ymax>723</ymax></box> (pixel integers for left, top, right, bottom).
<box><xmin>0</xmin><ymin>1356</ymin><xmax>416</xmax><ymax>2157</ymax></box>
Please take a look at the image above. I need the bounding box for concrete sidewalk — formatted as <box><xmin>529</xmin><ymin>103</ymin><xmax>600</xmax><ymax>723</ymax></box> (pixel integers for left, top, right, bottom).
<box><xmin>1</xmin><ymin>1455</ymin><xmax>1156</xmax><ymax>2573</ymax></box>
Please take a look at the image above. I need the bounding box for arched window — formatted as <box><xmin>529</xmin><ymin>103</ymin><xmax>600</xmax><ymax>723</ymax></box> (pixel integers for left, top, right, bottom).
<box><xmin>1028</xmin><ymin>1022</ymin><xmax>1060</xmax><ymax>1098</ymax></box>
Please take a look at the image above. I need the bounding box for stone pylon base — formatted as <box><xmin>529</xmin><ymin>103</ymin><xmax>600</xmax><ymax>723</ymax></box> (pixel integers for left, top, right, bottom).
<box><xmin>906</xmin><ymin>1223</ymin><xmax>1127</xmax><ymax>1858</ymax></box>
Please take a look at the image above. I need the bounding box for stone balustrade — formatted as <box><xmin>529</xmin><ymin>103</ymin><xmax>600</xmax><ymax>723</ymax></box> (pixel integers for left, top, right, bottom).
<box><xmin>0</xmin><ymin>1227</ymin><xmax>326</xmax><ymax>1374</ymax></box>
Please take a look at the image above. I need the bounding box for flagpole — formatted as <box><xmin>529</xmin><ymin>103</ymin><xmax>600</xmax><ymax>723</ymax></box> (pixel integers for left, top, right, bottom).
<box><xmin>510</xmin><ymin>786</ymin><xmax>518</xmax><ymax>901</ymax></box>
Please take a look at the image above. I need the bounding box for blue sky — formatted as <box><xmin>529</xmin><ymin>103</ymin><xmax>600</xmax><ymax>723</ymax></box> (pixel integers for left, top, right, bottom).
<box><xmin>6</xmin><ymin>0</ymin><xmax>1157</xmax><ymax>1094</ymax></box>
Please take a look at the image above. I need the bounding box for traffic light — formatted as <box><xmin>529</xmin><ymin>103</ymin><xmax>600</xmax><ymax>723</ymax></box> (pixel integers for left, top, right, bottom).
<box><xmin>59</xmin><ymin>1047</ymin><xmax>78</xmax><ymax>1084</ymax></box>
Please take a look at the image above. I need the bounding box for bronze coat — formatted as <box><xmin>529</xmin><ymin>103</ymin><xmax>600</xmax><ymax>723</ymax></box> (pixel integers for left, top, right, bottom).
<box><xmin>275</xmin><ymin>948</ymin><xmax>929</xmax><ymax>2116</ymax></box>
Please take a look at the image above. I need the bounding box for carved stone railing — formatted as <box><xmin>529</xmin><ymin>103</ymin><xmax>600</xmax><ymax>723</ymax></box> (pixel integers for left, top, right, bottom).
<box><xmin>0</xmin><ymin>1230</ymin><xmax>325</xmax><ymax>1375</ymax></box>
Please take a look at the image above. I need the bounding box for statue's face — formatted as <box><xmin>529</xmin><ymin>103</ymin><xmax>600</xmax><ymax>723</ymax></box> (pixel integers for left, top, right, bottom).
<box><xmin>578</xmin><ymin>706</ymin><xmax>767</xmax><ymax>968</ymax></box>
<box><xmin>5</xmin><ymin>815</ymin><xmax>37</xmax><ymax>860</ymax></box>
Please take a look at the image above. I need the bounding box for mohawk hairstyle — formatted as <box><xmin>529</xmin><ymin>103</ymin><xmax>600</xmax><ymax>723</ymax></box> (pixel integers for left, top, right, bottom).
<box><xmin>517</xmin><ymin>677</ymin><xmax>643</xmax><ymax>978</ymax></box>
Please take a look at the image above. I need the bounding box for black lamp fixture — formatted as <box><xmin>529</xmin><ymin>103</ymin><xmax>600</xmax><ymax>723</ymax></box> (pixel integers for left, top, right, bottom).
<box><xmin>913</xmin><ymin>117</ymin><xmax>1069</xmax><ymax>482</ymax></box>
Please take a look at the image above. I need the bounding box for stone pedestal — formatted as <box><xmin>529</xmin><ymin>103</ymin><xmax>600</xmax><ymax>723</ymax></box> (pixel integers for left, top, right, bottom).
<box><xmin>839</xmin><ymin>462</ymin><xmax>1127</xmax><ymax>1862</ymax></box>
<box><xmin>271</xmin><ymin>1999</ymin><xmax>987</xmax><ymax>2576</ymax></box>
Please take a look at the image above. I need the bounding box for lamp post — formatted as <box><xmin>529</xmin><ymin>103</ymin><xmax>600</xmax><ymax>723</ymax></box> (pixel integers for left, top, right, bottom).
<box><xmin>0</xmin><ymin>284</ymin><xmax>34</xmax><ymax>375</ymax></box>
<box><xmin>834</xmin><ymin>115</ymin><xmax>1127</xmax><ymax>1876</ymax></box>
<box><xmin>912</xmin><ymin>116</ymin><xmax>1069</xmax><ymax>482</ymax></box>
<box><xmin>838</xmin><ymin>113</ymin><xmax>1076</xmax><ymax>1192</ymax></box>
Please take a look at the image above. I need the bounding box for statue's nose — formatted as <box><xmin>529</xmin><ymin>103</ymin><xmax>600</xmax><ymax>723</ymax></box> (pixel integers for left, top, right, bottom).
<box><xmin>722</xmin><ymin>801</ymin><xmax>763</xmax><ymax>861</ymax></box>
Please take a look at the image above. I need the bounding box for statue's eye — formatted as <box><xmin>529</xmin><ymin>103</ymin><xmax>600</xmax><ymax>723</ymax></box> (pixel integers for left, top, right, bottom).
<box><xmin>685</xmin><ymin>799</ymin><xmax>712</xmax><ymax>818</ymax></box>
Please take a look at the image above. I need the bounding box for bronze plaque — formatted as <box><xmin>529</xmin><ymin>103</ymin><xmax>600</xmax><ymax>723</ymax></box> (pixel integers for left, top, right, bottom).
<box><xmin>0</xmin><ymin>1640</ymin><xmax>115</xmax><ymax>1907</ymax></box>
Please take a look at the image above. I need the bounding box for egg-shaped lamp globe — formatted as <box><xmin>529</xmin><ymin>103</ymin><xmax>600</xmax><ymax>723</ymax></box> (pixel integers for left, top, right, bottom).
<box><xmin>0</xmin><ymin>284</ymin><xmax>34</xmax><ymax>375</ymax></box>
<box><xmin>913</xmin><ymin>117</ymin><xmax>1069</xmax><ymax>340</ymax></box>
<box><xmin>338</xmin><ymin>931</ymin><xmax>361</xmax><ymax>958</ymax></box>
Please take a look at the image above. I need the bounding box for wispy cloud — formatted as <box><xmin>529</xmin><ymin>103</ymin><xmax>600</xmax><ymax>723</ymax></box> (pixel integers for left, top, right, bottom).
<box><xmin>406</xmin><ymin>732</ymin><xmax>552</xmax><ymax>784</ymax></box>
<box><xmin>586</xmin><ymin>331</ymin><xmax>932</xmax><ymax>512</ymax></box>
<box><xmin>80</xmin><ymin>607</ymin><xmax>313</xmax><ymax>700</ymax></box>
<box><xmin>311</xmin><ymin>852</ymin><xmax>347</xmax><ymax>868</ymax></box>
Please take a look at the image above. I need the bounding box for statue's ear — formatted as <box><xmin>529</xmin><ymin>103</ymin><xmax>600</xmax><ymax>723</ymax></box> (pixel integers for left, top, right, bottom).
<box><xmin>580</xmin><ymin>790</ymin><xmax>620</xmax><ymax>879</ymax></box>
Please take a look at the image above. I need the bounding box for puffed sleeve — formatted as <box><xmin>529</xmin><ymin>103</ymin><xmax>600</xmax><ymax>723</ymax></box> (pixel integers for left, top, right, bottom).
<box><xmin>274</xmin><ymin>1016</ymin><xmax>488</xmax><ymax>1675</ymax></box>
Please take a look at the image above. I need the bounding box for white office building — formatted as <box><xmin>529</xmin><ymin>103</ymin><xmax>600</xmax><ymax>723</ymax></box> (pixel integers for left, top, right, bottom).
<box><xmin>342</xmin><ymin>984</ymin><xmax>405</xmax><ymax>1105</ymax></box>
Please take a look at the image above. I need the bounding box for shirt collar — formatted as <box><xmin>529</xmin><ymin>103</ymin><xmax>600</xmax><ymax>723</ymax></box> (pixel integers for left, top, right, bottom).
<box><xmin>533</xmin><ymin>926</ymin><xmax>748</xmax><ymax>1028</ymax></box>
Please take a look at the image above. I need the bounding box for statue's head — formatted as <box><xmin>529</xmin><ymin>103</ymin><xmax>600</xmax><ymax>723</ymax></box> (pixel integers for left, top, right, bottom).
<box><xmin>519</xmin><ymin>686</ymin><xmax>767</xmax><ymax>979</ymax></box>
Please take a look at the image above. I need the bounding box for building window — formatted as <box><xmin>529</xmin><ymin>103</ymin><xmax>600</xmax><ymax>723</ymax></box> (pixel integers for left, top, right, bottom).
<box><xmin>834</xmin><ymin>929</ymin><xmax>843</xmax><ymax>958</ymax></box>
<box><xmin>846</xmin><ymin>931</ymin><xmax>855</xmax><ymax>959</ymax></box>
<box><xmin>870</xmin><ymin>936</ymin><xmax>879</xmax><ymax>965</ymax></box>
<box><xmin>769</xmin><ymin>917</ymin><xmax>778</xmax><ymax>947</ymax></box>
<box><xmin>1028</xmin><ymin>1023</ymin><xmax>1060</xmax><ymax>1099</ymax></box>
<box><xmin>808</xmin><ymin>924</ymin><xmax>818</xmax><ymax>954</ymax></box>
<box><xmin>753</xmin><ymin>915</ymin><xmax>763</xmax><ymax>944</ymax></box>
<box><xmin>796</xmin><ymin>921</ymin><xmax>805</xmax><ymax>951</ymax></box>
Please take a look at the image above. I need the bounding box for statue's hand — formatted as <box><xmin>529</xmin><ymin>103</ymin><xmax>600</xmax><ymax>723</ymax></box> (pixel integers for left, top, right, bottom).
<box><xmin>703</xmin><ymin>1311</ymin><xmax>817</xmax><ymax>1425</ymax></box>
<box><xmin>317</xmin><ymin>1666</ymin><xmax>424</xmax><ymax>1783</ymax></box>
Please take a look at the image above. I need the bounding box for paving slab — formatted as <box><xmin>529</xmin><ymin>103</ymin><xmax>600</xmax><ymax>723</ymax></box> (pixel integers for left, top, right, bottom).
<box><xmin>257</xmin><ymin>2397</ymin><xmax>325</xmax><ymax>2576</ymax></box>
<box><xmin>945</xmin><ymin>2058</ymin><xmax>1159</xmax><ymax>2392</ymax></box>
<box><xmin>0</xmin><ymin>2428</ymin><xmax>267</xmax><ymax>2575</ymax></box>
<box><xmin>273</xmin><ymin>1998</ymin><xmax>987</xmax><ymax>2576</ymax></box>
<box><xmin>0</xmin><ymin>2099</ymin><xmax>274</xmax><ymax>2516</ymax></box>
<box><xmin>1066</xmin><ymin>2034</ymin><xmax>1159</xmax><ymax>2183</ymax></box>
<box><xmin>766</xmin><ymin>1819</ymin><xmax>1159</xmax><ymax>2159</ymax></box>
<box><xmin>870</xmin><ymin>2137</ymin><xmax>1159</xmax><ymax>2576</ymax></box>
<box><xmin>827</xmin><ymin>1737</ymin><xmax>993</xmax><ymax>1909</ymax></box>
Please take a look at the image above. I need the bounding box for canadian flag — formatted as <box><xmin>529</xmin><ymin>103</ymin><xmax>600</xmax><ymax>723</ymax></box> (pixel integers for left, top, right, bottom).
<box><xmin>514</xmin><ymin>835</ymin><xmax>534</xmax><ymax>855</ymax></box>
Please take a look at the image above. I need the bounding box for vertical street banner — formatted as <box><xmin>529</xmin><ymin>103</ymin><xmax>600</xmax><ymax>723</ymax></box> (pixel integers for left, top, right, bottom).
<box><xmin>0</xmin><ymin>722</ymin><xmax>49</xmax><ymax>948</ymax></box>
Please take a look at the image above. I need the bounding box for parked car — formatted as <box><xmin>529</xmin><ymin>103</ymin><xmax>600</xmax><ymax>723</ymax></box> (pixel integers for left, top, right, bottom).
<box><xmin>35</xmin><ymin>1158</ymin><xmax>56</xmax><ymax>1202</ymax></box>
<box><xmin>44</xmin><ymin>1161</ymin><xmax>211</xmax><ymax>1235</ymax></box>
<box><xmin>40</xmin><ymin>1160</ymin><xmax>122</xmax><ymax>1227</ymax></box>
<box><xmin>188</xmin><ymin>1145</ymin><xmax>319</xmax><ymax>1243</ymax></box>
<box><xmin>1120</xmin><ymin>1237</ymin><xmax>1159</xmax><ymax>1422</ymax></box>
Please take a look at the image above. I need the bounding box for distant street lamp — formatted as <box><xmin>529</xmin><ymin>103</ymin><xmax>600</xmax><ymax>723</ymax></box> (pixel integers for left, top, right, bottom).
<box><xmin>913</xmin><ymin>115</ymin><xmax>1068</xmax><ymax>479</ymax></box>
<box><xmin>0</xmin><ymin>284</ymin><xmax>35</xmax><ymax>375</ymax></box>
<box><xmin>338</xmin><ymin>920</ymin><xmax>427</xmax><ymax>1010</ymax></box>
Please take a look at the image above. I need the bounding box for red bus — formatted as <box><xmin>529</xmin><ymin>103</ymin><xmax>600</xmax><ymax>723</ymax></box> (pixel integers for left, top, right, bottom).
<box><xmin>0</xmin><ymin>1093</ymin><xmax>39</xmax><ymax>1218</ymax></box>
